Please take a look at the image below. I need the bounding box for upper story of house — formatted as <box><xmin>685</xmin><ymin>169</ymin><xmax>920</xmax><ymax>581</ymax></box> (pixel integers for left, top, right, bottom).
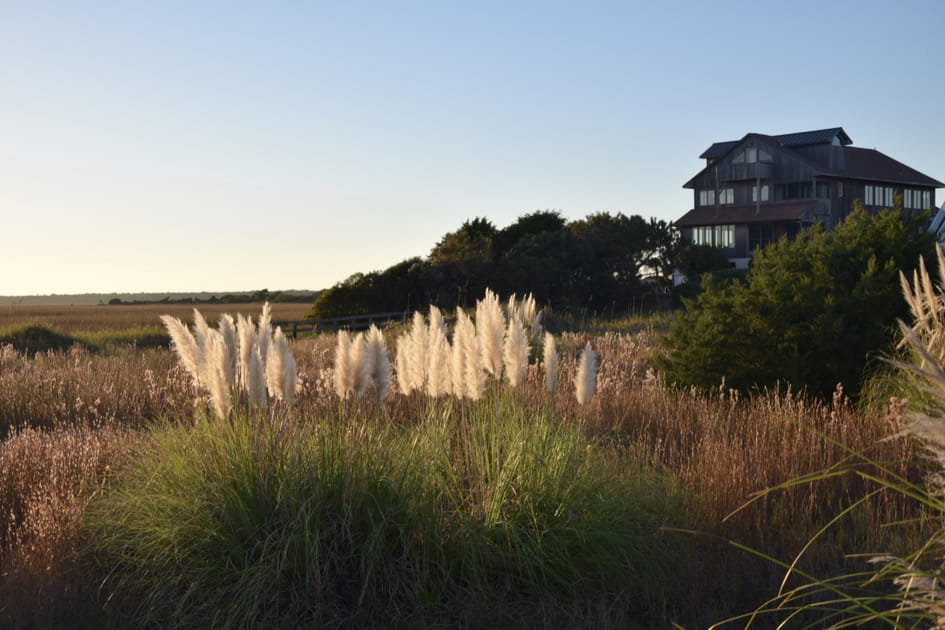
<box><xmin>675</xmin><ymin>127</ymin><xmax>944</xmax><ymax>264</ymax></box>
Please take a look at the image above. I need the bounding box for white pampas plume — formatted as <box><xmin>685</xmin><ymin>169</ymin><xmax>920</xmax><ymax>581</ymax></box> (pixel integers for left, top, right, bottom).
<box><xmin>458</xmin><ymin>310</ymin><xmax>484</xmax><ymax>400</ymax></box>
<box><xmin>407</xmin><ymin>311</ymin><xmax>428</xmax><ymax>392</ymax></box>
<box><xmin>205</xmin><ymin>330</ymin><xmax>233</xmax><ymax>418</ymax></box>
<box><xmin>192</xmin><ymin>308</ymin><xmax>211</xmax><ymax>350</ymax></box>
<box><xmin>395</xmin><ymin>334</ymin><xmax>413</xmax><ymax>394</ymax></box>
<box><xmin>364</xmin><ymin>324</ymin><xmax>391</xmax><ymax>402</ymax></box>
<box><xmin>450</xmin><ymin>311</ymin><xmax>467</xmax><ymax>397</ymax></box>
<box><xmin>334</xmin><ymin>330</ymin><xmax>355</xmax><ymax>398</ymax></box>
<box><xmin>426</xmin><ymin>317</ymin><xmax>452</xmax><ymax>397</ymax></box>
<box><xmin>574</xmin><ymin>342</ymin><xmax>598</xmax><ymax>405</ymax></box>
<box><xmin>247</xmin><ymin>345</ymin><xmax>268</xmax><ymax>410</ymax></box>
<box><xmin>256</xmin><ymin>302</ymin><xmax>272</xmax><ymax>373</ymax></box>
<box><xmin>503</xmin><ymin>317</ymin><xmax>529</xmax><ymax>388</ymax></box>
<box><xmin>218</xmin><ymin>313</ymin><xmax>238</xmax><ymax>389</ymax></box>
<box><xmin>542</xmin><ymin>332</ymin><xmax>559</xmax><ymax>392</ymax></box>
<box><xmin>476</xmin><ymin>288</ymin><xmax>505</xmax><ymax>378</ymax></box>
<box><xmin>429</xmin><ymin>305</ymin><xmax>447</xmax><ymax>338</ymax></box>
<box><xmin>160</xmin><ymin>315</ymin><xmax>202</xmax><ymax>385</ymax></box>
<box><xmin>266</xmin><ymin>327</ymin><xmax>288</xmax><ymax>401</ymax></box>
<box><xmin>236</xmin><ymin>314</ymin><xmax>256</xmax><ymax>390</ymax></box>
<box><xmin>521</xmin><ymin>293</ymin><xmax>538</xmax><ymax>330</ymax></box>
<box><xmin>349</xmin><ymin>333</ymin><xmax>370</xmax><ymax>398</ymax></box>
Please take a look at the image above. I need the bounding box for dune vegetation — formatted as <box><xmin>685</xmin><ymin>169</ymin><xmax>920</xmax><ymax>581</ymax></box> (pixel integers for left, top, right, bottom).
<box><xmin>1</xmin><ymin>279</ymin><xmax>943</xmax><ymax>627</ymax></box>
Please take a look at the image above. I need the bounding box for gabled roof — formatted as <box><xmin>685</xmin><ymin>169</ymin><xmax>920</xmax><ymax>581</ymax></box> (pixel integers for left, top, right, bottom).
<box><xmin>674</xmin><ymin>201</ymin><xmax>815</xmax><ymax>227</ymax></box>
<box><xmin>699</xmin><ymin>127</ymin><xmax>851</xmax><ymax>159</ymax></box>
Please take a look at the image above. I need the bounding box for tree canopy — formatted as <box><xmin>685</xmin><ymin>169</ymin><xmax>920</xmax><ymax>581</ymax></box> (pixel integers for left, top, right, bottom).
<box><xmin>308</xmin><ymin>211</ymin><xmax>680</xmax><ymax>318</ymax></box>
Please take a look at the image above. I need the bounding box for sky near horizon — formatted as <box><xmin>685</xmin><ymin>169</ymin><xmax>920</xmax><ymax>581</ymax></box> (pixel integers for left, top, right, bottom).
<box><xmin>3</xmin><ymin>1</ymin><xmax>944</xmax><ymax>295</ymax></box>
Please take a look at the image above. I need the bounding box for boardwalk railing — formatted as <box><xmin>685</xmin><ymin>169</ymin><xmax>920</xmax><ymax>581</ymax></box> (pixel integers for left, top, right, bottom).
<box><xmin>274</xmin><ymin>311</ymin><xmax>407</xmax><ymax>339</ymax></box>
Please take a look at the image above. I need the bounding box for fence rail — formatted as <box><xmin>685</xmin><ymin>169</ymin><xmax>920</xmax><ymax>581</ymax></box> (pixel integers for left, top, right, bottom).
<box><xmin>274</xmin><ymin>311</ymin><xmax>407</xmax><ymax>339</ymax></box>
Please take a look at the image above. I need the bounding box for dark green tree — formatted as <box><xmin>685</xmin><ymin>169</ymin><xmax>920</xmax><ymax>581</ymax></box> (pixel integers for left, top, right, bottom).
<box><xmin>673</xmin><ymin>244</ymin><xmax>731</xmax><ymax>278</ymax></box>
<box><xmin>654</xmin><ymin>206</ymin><xmax>935</xmax><ymax>398</ymax></box>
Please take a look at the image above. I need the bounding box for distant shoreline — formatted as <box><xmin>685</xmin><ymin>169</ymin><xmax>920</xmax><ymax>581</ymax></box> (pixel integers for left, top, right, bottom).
<box><xmin>0</xmin><ymin>290</ymin><xmax>320</xmax><ymax>306</ymax></box>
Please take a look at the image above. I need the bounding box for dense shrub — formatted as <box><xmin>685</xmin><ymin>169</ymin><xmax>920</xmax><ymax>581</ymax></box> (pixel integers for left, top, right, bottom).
<box><xmin>655</xmin><ymin>206</ymin><xmax>935</xmax><ymax>397</ymax></box>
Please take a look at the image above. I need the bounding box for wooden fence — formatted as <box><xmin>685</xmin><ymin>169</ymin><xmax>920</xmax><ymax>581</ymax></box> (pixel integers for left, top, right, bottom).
<box><xmin>274</xmin><ymin>311</ymin><xmax>407</xmax><ymax>339</ymax></box>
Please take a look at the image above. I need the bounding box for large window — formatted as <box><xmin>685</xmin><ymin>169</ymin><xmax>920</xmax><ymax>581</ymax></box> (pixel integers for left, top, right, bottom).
<box><xmin>692</xmin><ymin>224</ymin><xmax>734</xmax><ymax>248</ymax></box>
<box><xmin>865</xmin><ymin>184</ymin><xmax>894</xmax><ymax>207</ymax></box>
<box><xmin>904</xmin><ymin>188</ymin><xmax>932</xmax><ymax>210</ymax></box>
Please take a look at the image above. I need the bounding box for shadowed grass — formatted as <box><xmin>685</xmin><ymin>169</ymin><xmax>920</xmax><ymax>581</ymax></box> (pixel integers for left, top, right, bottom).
<box><xmin>86</xmin><ymin>394</ymin><xmax>690</xmax><ymax>627</ymax></box>
<box><xmin>0</xmin><ymin>323</ymin><xmax>169</xmax><ymax>355</ymax></box>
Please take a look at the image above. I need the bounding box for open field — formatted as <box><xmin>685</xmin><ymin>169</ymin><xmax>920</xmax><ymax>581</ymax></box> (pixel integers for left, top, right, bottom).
<box><xmin>0</xmin><ymin>305</ymin><xmax>936</xmax><ymax>627</ymax></box>
<box><xmin>0</xmin><ymin>302</ymin><xmax>313</xmax><ymax>333</ymax></box>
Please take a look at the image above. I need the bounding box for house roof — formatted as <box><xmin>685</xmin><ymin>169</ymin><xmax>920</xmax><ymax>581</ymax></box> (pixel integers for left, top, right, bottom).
<box><xmin>821</xmin><ymin>147</ymin><xmax>945</xmax><ymax>187</ymax></box>
<box><xmin>699</xmin><ymin>127</ymin><xmax>851</xmax><ymax>159</ymax></box>
<box><xmin>674</xmin><ymin>201</ymin><xmax>815</xmax><ymax>227</ymax></box>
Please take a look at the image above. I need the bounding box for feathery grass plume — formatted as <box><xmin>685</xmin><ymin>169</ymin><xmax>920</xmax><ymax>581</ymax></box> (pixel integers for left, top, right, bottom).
<box><xmin>899</xmin><ymin>245</ymin><xmax>945</xmax><ymax>365</ymax></box>
<box><xmin>236</xmin><ymin>314</ymin><xmax>256</xmax><ymax>390</ymax></box>
<box><xmin>266</xmin><ymin>327</ymin><xmax>288</xmax><ymax>402</ymax></box>
<box><xmin>350</xmin><ymin>333</ymin><xmax>371</xmax><ymax>398</ymax></box>
<box><xmin>574</xmin><ymin>342</ymin><xmax>598</xmax><ymax>405</ymax></box>
<box><xmin>521</xmin><ymin>293</ymin><xmax>538</xmax><ymax>329</ymax></box>
<box><xmin>247</xmin><ymin>345</ymin><xmax>268</xmax><ymax>410</ymax></box>
<box><xmin>476</xmin><ymin>288</ymin><xmax>505</xmax><ymax>378</ymax></box>
<box><xmin>394</xmin><ymin>335</ymin><xmax>413</xmax><ymax>395</ymax></box>
<box><xmin>334</xmin><ymin>330</ymin><xmax>354</xmax><ymax>399</ymax></box>
<box><xmin>191</xmin><ymin>309</ymin><xmax>211</xmax><ymax>379</ymax></box>
<box><xmin>364</xmin><ymin>324</ymin><xmax>391</xmax><ymax>403</ymax></box>
<box><xmin>503</xmin><ymin>317</ymin><xmax>529</xmax><ymax>388</ymax></box>
<box><xmin>450</xmin><ymin>310</ymin><xmax>468</xmax><ymax>397</ymax></box>
<box><xmin>460</xmin><ymin>311</ymin><xmax>485</xmax><ymax>400</ymax></box>
<box><xmin>256</xmin><ymin>302</ymin><xmax>272</xmax><ymax>374</ymax></box>
<box><xmin>204</xmin><ymin>330</ymin><xmax>233</xmax><ymax>418</ymax></box>
<box><xmin>542</xmin><ymin>332</ymin><xmax>559</xmax><ymax>392</ymax></box>
<box><xmin>159</xmin><ymin>315</ymin><xmax>202</xmax><ymax>385</ymax></box>
<box><xmin>218</xmin><ymin>314</ymin><xmax>238</xmax><ymax>387</ymax></box>
<box><xmin>505</xmin><ymin>293</ymin><xmax>522</xmax><ymax>320</ymax></box>
<box><xmin>426</xmin><ymin>309</ymin><xmax>452</xmax><ymax>397</ymax></box>
<box><xmin>428</xmin><ymin>305</ymin><xmax>447</xmax><ymax>338</ymax></box>
<box><xmin>407</xmin><ymin>311</ymin><xmax>429</xmax><ymax>392</ymax></box>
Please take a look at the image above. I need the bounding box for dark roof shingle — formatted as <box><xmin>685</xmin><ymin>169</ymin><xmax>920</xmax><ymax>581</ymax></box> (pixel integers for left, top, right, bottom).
<box><xmin>823</xmin><ymin>147</ymin><xmax>944</xmax><ymax>187</ymax></box>
<box><xmin>699</xmin><ymin>127</ymin><xmax>851</xmax><ymax>159</ymax></box>
<box><xmin>674</xmin><ymin>202</ymin><xmax>815</xmax><ymax>227</ymax></box>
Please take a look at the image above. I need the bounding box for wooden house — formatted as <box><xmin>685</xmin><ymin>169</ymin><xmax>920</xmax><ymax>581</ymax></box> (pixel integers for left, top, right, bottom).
<box><xmin>674</xmin><ymin>127</ymin><xmax>944</xmax><ymax>268</ymax></box>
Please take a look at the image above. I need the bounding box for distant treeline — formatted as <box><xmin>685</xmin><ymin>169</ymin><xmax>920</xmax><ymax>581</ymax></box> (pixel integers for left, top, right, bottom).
<box><xmin>107</xmin><ymin>289</ymin><xmax>320</xmax><ymax>306</ymax></box>
<box><xmin>307</xmin><ymin>211</ymin><xmax>679</xmax><ymax>319</ymax></box>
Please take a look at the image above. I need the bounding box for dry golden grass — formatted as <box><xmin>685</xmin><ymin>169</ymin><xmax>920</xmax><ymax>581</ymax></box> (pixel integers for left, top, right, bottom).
<box><xmin>0</xmin><ymin>424</ymin><xmax>135</xmax><ymax>626</ymax></box>
<box><xmin>0</xmin><ymin>324</ymin><xmax>933</xmax><ymax>626</ymax></box>
<box><xmin>0</xmin><ymin>303</ymin><xmax>312</xmax><ymax>333</ymax></box>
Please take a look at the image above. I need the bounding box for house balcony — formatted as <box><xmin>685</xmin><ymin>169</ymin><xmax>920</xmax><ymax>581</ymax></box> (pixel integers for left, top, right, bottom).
<box><xmin>721</xmin><ymin>162</ymin><xmax>774</xmax><ymax>182</ymax></box>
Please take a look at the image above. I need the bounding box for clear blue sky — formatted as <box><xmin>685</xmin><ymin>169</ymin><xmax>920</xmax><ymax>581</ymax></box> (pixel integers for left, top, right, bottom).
<box><xmin>3</xmin><ymin>1</ymin><xmax>944</xmax><ymax>295</ymax></box>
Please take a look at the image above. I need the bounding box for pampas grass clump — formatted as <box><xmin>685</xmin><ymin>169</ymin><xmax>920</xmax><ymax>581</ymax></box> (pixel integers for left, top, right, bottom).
<box><xmin>332</xmin><ymin>290</ymin><xmax>573</xmax><ymax>405</ymax></box>
<box><xmin>161</xmin><ymin>303</ymin><xmax>296</xmax><ymax>417</ymax></box>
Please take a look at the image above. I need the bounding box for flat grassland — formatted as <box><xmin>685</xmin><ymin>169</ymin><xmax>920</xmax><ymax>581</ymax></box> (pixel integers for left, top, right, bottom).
<box><xmin>0</xmin><ymin>303</ymin><xmax>312</xmax><ymax>332</ymax></box>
